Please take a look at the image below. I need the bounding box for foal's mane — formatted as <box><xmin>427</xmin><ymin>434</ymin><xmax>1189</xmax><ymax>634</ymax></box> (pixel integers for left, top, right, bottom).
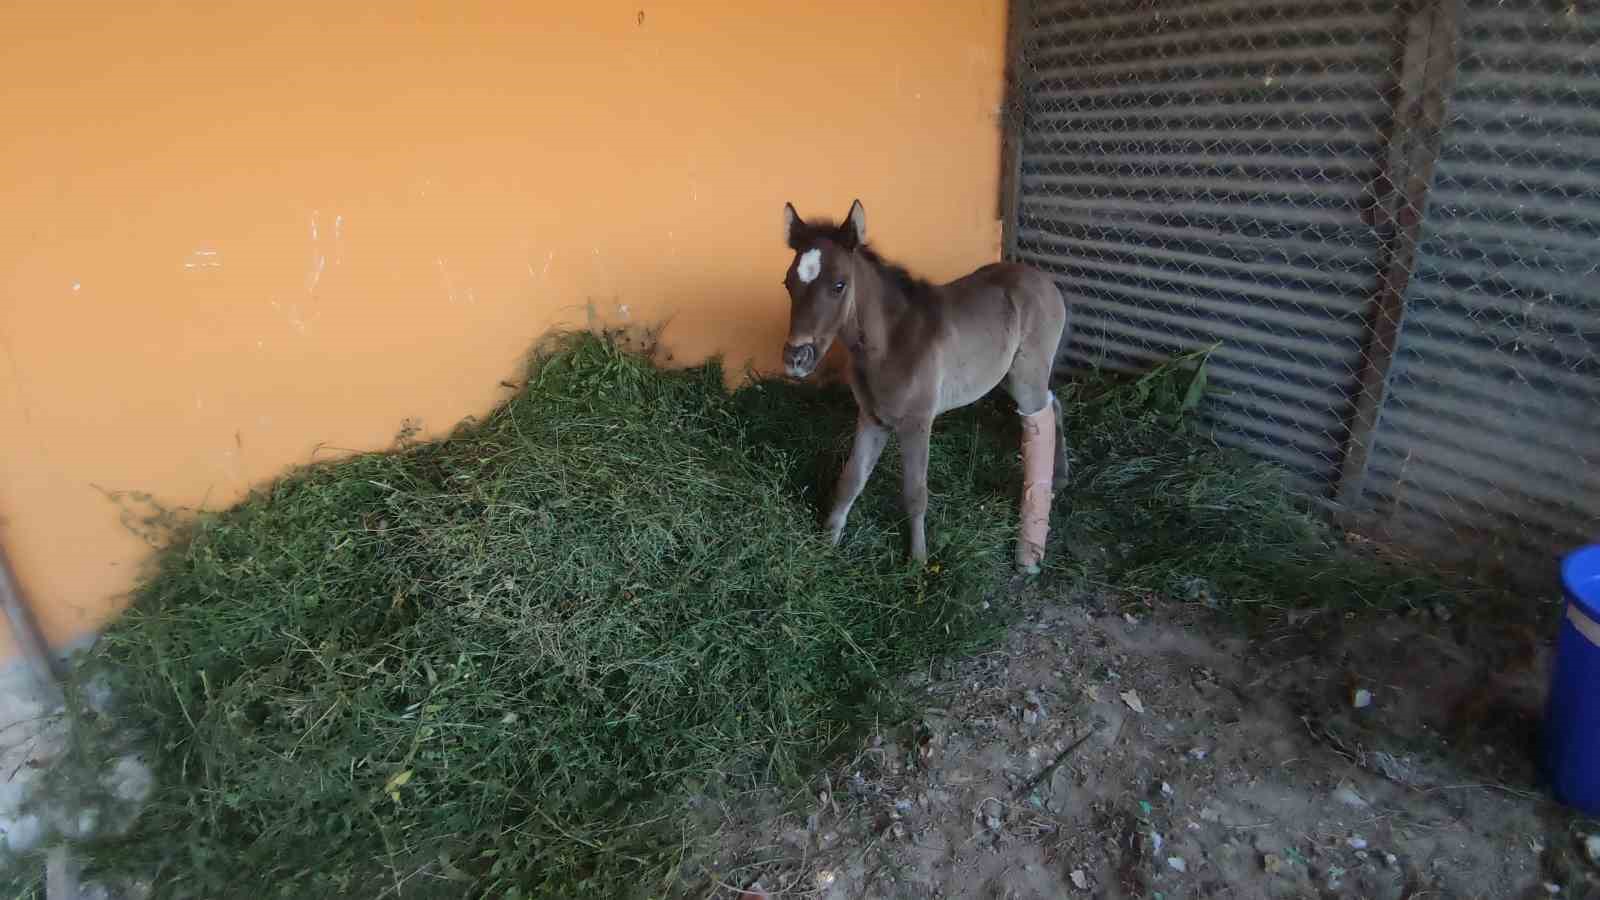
<box><xmin>796</xmin><ymin>217</ymin><xmax>932</xmax><ymax>300</ymax></box>
<box><xmin>856</xmin><ymin>244</ymin><xmax>930</xmax><ymax>300</ymax></box>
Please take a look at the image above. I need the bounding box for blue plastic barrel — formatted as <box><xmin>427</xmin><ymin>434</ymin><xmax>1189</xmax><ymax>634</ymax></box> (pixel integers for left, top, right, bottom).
<box><xmin>1543</xmin><ymin>545</ymin><xmax>1600</xmax><ymax>814</ymax></box>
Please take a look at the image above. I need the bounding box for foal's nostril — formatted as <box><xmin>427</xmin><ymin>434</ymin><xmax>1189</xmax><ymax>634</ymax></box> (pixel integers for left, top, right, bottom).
<box><xmin>783</xmin><ymin>343</ymin><xmax>817</xmax><ymax>370</ymax></box>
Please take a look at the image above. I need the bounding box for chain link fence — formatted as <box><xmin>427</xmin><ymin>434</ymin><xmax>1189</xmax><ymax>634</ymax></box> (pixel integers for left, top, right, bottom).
<box><xmin>1002</xmin><ymin>0</ymin><xmax>1600</xmax><ymax>580</ymax></box>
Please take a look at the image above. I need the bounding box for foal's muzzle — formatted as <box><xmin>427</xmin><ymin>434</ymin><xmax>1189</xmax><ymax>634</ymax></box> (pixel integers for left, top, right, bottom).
<box><xmin>783</xmin><ymin>342</ymin><xmax>818</xmax><ymax>378</ymax></box>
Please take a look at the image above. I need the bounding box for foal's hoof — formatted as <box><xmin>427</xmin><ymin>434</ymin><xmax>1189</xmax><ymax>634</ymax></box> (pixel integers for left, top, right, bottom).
<box><xmin>1016</xmin><ymin>561</ymin><xmax>1042</xmax><ymax>576</ymax></box>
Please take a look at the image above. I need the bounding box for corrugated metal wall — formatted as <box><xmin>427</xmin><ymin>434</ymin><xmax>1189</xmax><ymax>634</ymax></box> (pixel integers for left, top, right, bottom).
<box><xmin>1011</xmin><ymin>0</ymin><xmax>1408</xmax><ymax>492</ymax></box>
<box><xmin>1007</xmin><ymin>0</ymin><xmax>1600</xmax><ymax>572</ymax></box>
<box><xmin>1355</xmin><ymin>0</ymin><xmax>1600</xmax><ymax>563</ymax></box>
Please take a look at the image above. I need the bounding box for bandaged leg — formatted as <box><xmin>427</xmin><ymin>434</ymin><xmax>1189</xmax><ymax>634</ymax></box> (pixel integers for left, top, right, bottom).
<box><xmin>1016</xmin><ymin>393</ymin><xmax>1057</xmax><ymax>573</ymax></box>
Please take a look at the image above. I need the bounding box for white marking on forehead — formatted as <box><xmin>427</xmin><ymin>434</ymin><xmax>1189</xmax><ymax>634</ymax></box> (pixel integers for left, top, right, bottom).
<box><xmin>797</xmin><ymin>249</ymin><xmax>822</xmax><ymax>284</ymax></box>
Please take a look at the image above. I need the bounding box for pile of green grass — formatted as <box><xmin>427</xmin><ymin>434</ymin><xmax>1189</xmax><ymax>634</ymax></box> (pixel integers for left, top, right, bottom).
<box><xmin>35</xmin><ymin>333</ymin><xmax>1476</xmax><ymax>899</ymax></box>
<box><xmin>62</xmin><ymin>335</ymin><xmax>1016</xmax><ymax>899</ymax></box>
<box><xmin>1052</xmin><ymin>348</ymin><xmax>1478</xmax><ymax>616</ymax></box>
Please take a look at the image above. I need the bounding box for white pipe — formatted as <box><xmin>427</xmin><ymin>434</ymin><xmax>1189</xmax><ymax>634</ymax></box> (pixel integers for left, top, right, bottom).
<box><xmin>0</xmin><ymin>542</ymin><xmax>63</xmax><ymax>698</ymax></box>
<box><xmin>0</xmin><ymin>542</ymin><xmax>76</xmax><ymax>899</ymax></box>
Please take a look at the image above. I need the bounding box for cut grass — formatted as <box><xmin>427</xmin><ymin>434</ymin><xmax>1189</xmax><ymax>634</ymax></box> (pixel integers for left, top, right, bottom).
<box><xmin>26</xmin><ymin>332</ymin><xmax>1495</xmax><ymax>898</ymax></box>
<box><xmin>1049</xmin><ymin>349</ymin><xmax>1498</xmax><ymax>619</ymax></box>
<box><xmin>57</xmin><ymin>334</ymin><xmax>1014</xmax><ymax>899</ymax></box>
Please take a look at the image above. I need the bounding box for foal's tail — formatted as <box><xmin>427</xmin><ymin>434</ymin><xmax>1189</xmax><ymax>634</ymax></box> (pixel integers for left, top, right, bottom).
<box><xmin>1051</xmin><ymin>278</ymin><xmax>1073</xmax><ymax>367</ymax></box>
<box><xmin>1041</xmin><ymin>276</ymin><xmax>1072</xmax><ymax>490</ymax></box>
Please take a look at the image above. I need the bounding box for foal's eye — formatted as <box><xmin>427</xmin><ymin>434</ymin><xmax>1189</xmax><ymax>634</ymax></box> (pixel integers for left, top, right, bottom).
<box><xmin>832</xmin><ymin>280</ymin><xmax>847</xmax><ymax>294</ymax></box>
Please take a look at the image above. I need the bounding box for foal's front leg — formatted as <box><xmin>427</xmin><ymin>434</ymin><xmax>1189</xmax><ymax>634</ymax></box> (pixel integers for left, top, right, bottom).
<box><xmin>825</xmin><ymin>411</ymin><xmax>889</xmax><ymax>545</ymax></box>
<box><xmin>897</xmin><ymin>418</ymin><xmax>933</xmax><ymax>564</ymax></box>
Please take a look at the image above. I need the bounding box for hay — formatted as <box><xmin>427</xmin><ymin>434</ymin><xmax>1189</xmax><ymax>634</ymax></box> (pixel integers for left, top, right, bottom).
<box><xmin>30</xmin><ymin>333</ymin><xmax>1474</xmax><ymax>898</ymax></box>
<box><xmin>63</xmin><ymin>334</ymin><xmax>1014</xmax><ymax>898</ymax></box>
<box><xmin>1054</xmin><ymin>348</ymin><xmax>1472</xmax><ymax>616</ymax></box>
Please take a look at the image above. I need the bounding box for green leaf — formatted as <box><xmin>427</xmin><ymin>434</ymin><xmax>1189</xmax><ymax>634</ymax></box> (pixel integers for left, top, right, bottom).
<box><xmin>1180</xmin><ymin>358</ymin><xmax>1209</xmax><ymax>413</ymax></box>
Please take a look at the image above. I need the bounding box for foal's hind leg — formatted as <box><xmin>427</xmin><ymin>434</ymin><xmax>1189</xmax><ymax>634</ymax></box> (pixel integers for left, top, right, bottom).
<box><xmin>896</xmin><ymin>416</ymin><xmax>933</xmax><ymax>564</ymax></box>
<box><xmin>825</xmin><ymin>411</ymin><xmax>889</xmax><ymax>545</ymax></box>
<box><xmin>1006</xmin><ymin>347</ymin><xmax>1069</xmax><ymax>477</ymax></box>
<box><xmin>1005</xmin><ymin>353</ymin><xmax>1060</xmax><ymax>574</ymax></box>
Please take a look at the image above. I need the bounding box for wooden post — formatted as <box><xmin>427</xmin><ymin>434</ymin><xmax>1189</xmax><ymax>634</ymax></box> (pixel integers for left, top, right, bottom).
<box><xmin>1334</xmin><ymin>0</ymin><xmax>1461</xmax><ymax>515</ymax></box>
<box><xmin>998</xmin><ymin>0</ymin><xmax>1031</xmax><ymax>263</ymax></box>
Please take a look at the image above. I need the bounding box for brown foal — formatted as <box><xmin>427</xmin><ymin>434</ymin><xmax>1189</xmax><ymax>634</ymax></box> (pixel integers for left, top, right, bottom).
<box><xmin>779</xmin><ymin>199</ymin><xmax>1070</xmax><ymax>572</ymax></box>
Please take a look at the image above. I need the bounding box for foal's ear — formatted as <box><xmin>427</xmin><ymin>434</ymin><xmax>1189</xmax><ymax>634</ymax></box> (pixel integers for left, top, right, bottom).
<box><xmin>783</xmin><ymin>202</ymin><xmax>804</xmax><ymax>249</ymax></box>
<box><xmin>841</xmin><ymin>199</ymin><xmax>866</xmax><ymax>249</ymax></box>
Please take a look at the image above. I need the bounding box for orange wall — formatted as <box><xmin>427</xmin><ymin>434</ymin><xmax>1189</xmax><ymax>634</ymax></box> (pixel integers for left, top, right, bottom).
<box><xmin>0</xmin><ymin>2</ymin><xmax>1007</xmax><ymax>657</ymax></box>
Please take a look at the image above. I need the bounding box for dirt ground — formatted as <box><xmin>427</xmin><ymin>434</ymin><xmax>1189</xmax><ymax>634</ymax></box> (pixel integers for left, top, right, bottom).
<box><xmin>690</xmin><ymin>585</ymin><xmax>1598</xmax><ymax>900</ymax></box>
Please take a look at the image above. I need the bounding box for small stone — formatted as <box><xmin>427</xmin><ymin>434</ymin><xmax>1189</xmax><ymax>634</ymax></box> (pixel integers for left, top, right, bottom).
<box><xmin>0</xmin><ymin>784</ymin><xmax>25</xmax><ymax>818</ymax></box>
<box><xmin>1384</xmin><ymin>853</ymin><xmax>1398</xmax><ymax>867</ymax></box>
<box><xmin>1167</xmin><ymin>856</ymin><xmax>1187</xmax><ymax>873</ymax></box>
<box><xmin>4</xmin><ymin>814</ymin><xmax>42</xmax><ymax>853</ymax></box>
<box><xmin>1347</xmin><ymin>836</ymin><xmax>1368</xmax><ymax>851</ymax></box>
<box><xmin>1370</xmin><ymin>751</ymin><xmax>1417</xmax><ymax>785</ymax></box>
<box><xmin>82</xmin><ymin>674</ymin><xmax>119</xmax><ymax>717</ymax></box>
<box><xmin>1188</xmin><ymin>747</ymin><xmax>1209</xmax><ymax>761</ymax></box>
<box><xmin>1160</xmin><ymin>782</ymin><xmax>1174</xmax><ymax>797</ymax></box>
<box><xmin>1352</xmin><ymin>688</ymin><xmax>1373</xmax><ymax>709</ymax></box>
<box><xmin>1334</xmin><ymin>785</ymin><xmax>1369</xmax><ymax>808</ymax></box>
<box><xmin>1070</xmin><ymin>869</ymin><xmax>1089</xmax><ymax>890</ymax></box>
<box><xmin>104</xmin><ymin>755</ymin><xmax>154</xmax><ymax>806</ymax></box>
